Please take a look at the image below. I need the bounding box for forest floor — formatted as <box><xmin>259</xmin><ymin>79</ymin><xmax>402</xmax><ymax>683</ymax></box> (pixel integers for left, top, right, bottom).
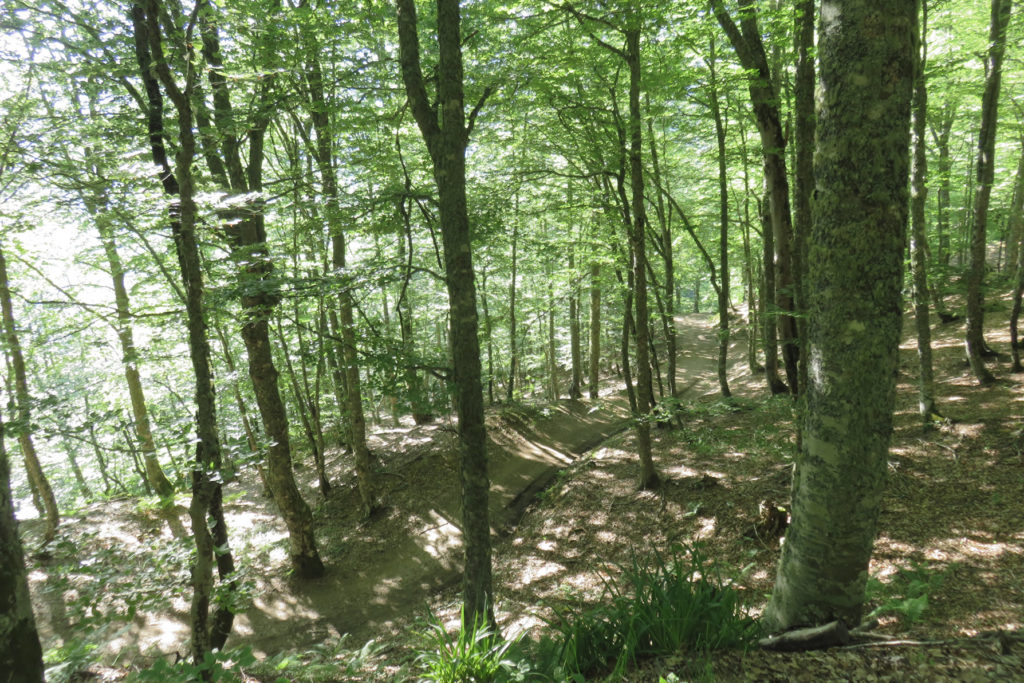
<box><xmin>23</xmin><ymin>303</ymin><xmax>1024</xmax><ymax>681</ymax></box>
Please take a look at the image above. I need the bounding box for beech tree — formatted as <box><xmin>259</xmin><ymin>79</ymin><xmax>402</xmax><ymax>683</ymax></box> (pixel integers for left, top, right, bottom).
<box><xmin>765</xmin><ymin>0</ymin><xmax>916</xmax><ymax>630</ymax></box>
<box><xmin>395</xmin><ymin>0</ymin><xmax>495</xmax><ymax>628</ymax></box>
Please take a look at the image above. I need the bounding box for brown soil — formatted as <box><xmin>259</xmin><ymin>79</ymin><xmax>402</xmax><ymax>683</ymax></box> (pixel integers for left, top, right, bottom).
<box><xmin>25</xmin><ymin>309</ymin><xmax>1024</xmax><ymax>681</ymax></box>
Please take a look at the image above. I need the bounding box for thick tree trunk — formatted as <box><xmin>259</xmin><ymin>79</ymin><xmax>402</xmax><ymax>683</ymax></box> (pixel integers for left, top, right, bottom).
<box><xmin>764</xmin><ymin>0</ymin><xmax>914</xmax><ymax>631</ymax></box>
<box><xmin>0</xmin><ymin>409</ymin><xmax>45</xmax><ymax>682</ymax></box>
<box><xmin>760</xmin><ymin>195</ymin><xmax>789</xmax><ymax>394</ymax></box>
<box><xmin>965</xmin><ymin>0</ymin><xmax>1011</xmax><ymax>386</ymax></box>
<box><xmin>910</xmin><ymin>0</ymin><xmax>938</xmax><ymax>426</ymax></box>
<box><xmin>0</xmin><ymin>246</ymin><xmax>59</xmax><ymax>544</ymax></box>
<box><xmin>397</xmin><ymin>0</ymin><xmax>494</xmax><ymax>629</ymax></box>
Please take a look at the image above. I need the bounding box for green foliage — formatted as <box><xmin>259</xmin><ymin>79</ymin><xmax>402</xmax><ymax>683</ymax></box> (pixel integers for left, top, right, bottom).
<box><xmin>415</xmin><ymin>608</ymin><xmax>526</xmax><ymax>682</ymax></box>
<box><xmin>127</xmin><ymin>647</ymin><xmax>256</xmax><ymax>682</ymax></box>
<box><xmin>245</xmin><ymin>636</ymin><xmax>383</xmax><ymax>682</ymax></box>
<box><xmin>866</xmin><ymin>560</ymin><xmax>948</xmax><ymax>625</ymax></box>
<box><xmin>540</xmin><ymin>544</ymin><xmax>759</xmax><ymax>679</ymax></box>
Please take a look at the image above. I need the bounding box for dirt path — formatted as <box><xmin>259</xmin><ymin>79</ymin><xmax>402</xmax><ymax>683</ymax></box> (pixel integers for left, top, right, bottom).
<box><xmin>29</xmin><ymin>313</ymin><xmax>748</xmax><ymax>662</ymax></box>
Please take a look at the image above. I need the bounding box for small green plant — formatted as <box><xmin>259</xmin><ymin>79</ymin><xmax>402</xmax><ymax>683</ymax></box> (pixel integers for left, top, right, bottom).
<box><xmin>127</xmin><ymin>647</ymin><xmax>256</xmax><ymax>682</ymax></box>
<box><xmin>542</xmin><ymin>544</ymin><xmax>760</xmax><ymax>679</ymax></box>
<box><xmin>415</xmin><ymin>608</ymin><xmax>524</xmax><ymax>682</ymax></box>
<box><xmin>866</xmin><ymin>560</ymin><xmax>948</xmax><ymax>624</ymax></box>
<box><xmin>247</xmin><ymin>635</ymin><xmax>383</xmax><ymax>682</ymax></box>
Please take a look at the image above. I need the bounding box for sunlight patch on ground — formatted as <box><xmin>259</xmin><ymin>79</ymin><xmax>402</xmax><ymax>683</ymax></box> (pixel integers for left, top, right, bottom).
<box><xmin>514</xmin><ymin>557</ymin><xmax>564</xmax><ymax>587</ymax></box>
<box><xmin>415</xmin><ymin>510</ymin><xmax>462</xmax><ymax>560</ymax></box>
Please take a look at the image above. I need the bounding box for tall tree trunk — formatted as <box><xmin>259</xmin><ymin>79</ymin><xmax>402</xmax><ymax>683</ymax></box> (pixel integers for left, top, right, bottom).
<box><xmin>792</xmin><ymin>0</ymin><xmax>814</xmax><ymax>399</ymax></box>
<box><xmin>761</xmin><ymin>193</ymin><xmax>788</xmax><ymax>393</ymax></box>
<box><xmin>195</xmin><ymin>4</ymin><xmax>325</xmax><ymax>574</ymax></box>
<box><xmin>0</xmin><ymin>406</ymin><xmax>45</xmax><ymax>681</ymax></box>
<box><xmin>1005</xmin><ymin>145</ymin><xmax>1024</xmax><ymax>275</ymax></box>
<box><xmin>397</xmin><ymin>0</ymin><xmax>494</xmax><ymax>629</ymax></box>
<box><xmin>910</xmin><ymin>0</ymin><xmax>939</xmax><ymax>425</ymax></box>
<box><xmin>506</xmin><ymin>207</ymin><xmax>519</xmax><ymax>403</ymax></box>
<box><xmin>646</xmin><ymin>117</ymin><xmax>677</xmax><ymax>399</ymax></box>
<box><xmin>712</xmin><ymin>0</ymin><xmax>798</xmax><ymax>393</ymax></box>
<box><xmin>133</xmin><ymin>0</ymin><xmax>238</xmax><ymax>659</ymax></box>
<box><xmin>764</xmin><ymin>0</ymin><xmax>914</xmax><ymax>631</ymax></box>
<box><xmin>547</xmin><ymin>269</ymin><xmax>559</xmax><ymax>401</ymax></box>
<box><xmin>708</xmin><ymin>34</ymin><xmax>731</xmax><ymax>399</ymax></box>
<box><xmin>0</xmin><ymin>245</ymin><xmax>58</xmax><ymax>543</ymax></box>
<box><xmin>626</xmin><ymin>25</ymin><xmax>659</xmax><ymax>490</ymax></box>
<box><xmin>965</xmin><ymin>0</ymin><xmax>1011</xmax><ymax>386</ymax></box>
<box><xmin>568</xmin><ymin>247</ymin><xmax>583</xmax><ymax>399</ymax></box>
<box><xmin>95</xmin><ymin>218</ymin><xmax>175</xmax><ymax>497</ymax></box>
<box><xmin>589</xmin><ymin>262</ymin><xmax>601</xmax><ymax>398</ymax></box>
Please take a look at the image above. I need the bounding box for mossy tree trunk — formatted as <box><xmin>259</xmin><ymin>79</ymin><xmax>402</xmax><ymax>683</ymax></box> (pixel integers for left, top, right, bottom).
<box><xmin>764</xmin><ymin>0</ymin><xmax>915</xmax><ymax>632</ymax></box>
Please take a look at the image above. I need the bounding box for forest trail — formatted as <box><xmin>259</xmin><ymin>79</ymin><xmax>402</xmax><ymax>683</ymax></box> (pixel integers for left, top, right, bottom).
<box><xmin>225</xmin><ymin>313</ymin><xmax>746</xmax><ymax>658</ymax></box>
<box><xmin>28</xmin><ymin>313</ymin><xmax>753</xmax><ymax>663</ymax></box>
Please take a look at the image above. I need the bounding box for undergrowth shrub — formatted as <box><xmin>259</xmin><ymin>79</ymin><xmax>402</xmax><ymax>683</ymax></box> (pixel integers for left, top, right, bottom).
<box><xmin>540</xmin><ymin>543</ymin><xmax>760</xmax><ymax>679</ymax></box>
<box><xmin>866</xmin><ymin>559</ymin><xmax>948</xmax><ymax>624</ymax></box>
<box><xmin>415</xmin><ymin>608</ymin><xmax>526</xmax><ymax>682</ymax></box>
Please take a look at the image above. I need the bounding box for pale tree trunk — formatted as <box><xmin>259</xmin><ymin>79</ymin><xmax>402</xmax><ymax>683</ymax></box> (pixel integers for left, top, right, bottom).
<box><xmin>547</xmin><ymin>270</ymin><xmax>558</xmax><ymax>401</ymax></box>
<box><xmin>397</xmin><ymin>0</ymin><xmax>495</xmax><ymax>629</ymax></box>
<box><xmin>0</xmin><ymin>407</ymin><xmax>45</xmax><ymax>681</ymax></box>
<box><xmin>910</xmin><ymin>0</ymin><xmax>939</xmax><ymax>425</ymax></box>
<box><xmin>708</xmin><ymin>33</ymin><xmax>731</xmax><ymax>398</ymax></box>
<box><xmin>96</xmin><ymin>218</ymin><xmax>175</xmax><ymax>497</ymax></box>
<box><xmin>764</xmin><ymin>0</ymin><xmax>914</xmax><ymax>631</ymax></box>
<box><xmin>965</xmin><ymin>0</ymin><xmax>1011</xmax><ymax>386</ymax></box>
<box><xmin>1005</xmin><ymin>145</ymin><xmax>1024</xmax><ymax>275</ymax></box>
<box><xmin>0</xmin><ymin>245</ymin><xmax>59</xmax><ymax>543</ymax></box>
<box><xmin>646</xmin><ymin>117</ymin><xmax>677</xmax><ymax>399</ymax></box>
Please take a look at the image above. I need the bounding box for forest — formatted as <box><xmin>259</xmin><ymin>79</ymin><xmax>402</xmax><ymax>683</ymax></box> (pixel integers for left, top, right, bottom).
<box><xmin>1</xmin><ymin>0</ymin><xmax>1023</xmax><ymax>679</ymax></box>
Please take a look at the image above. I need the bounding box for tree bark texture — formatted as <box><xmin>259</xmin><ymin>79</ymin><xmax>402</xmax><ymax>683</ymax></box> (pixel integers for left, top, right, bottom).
<box><xmin>764</xmin><ymin>0</ymin><xmax>915</xmax><ymax>631</ymax></box>
<box><xmin>0</xmin><ymin>409</ymin><xmax>45</xmax><ymax>683</ymax></box>
<box><xmin>965</xmin><ymin>0</ymin><xmax>1011</xmax><ymax>385</ymax></box>
<box><xmin>396</xmin><ymin>0</ymin><xmax>494</xmax><ymax>629</ymax></box>
<box><xmin>792</xmin><ymin>0</ymin><xmax>814</xmax><ymax>399</ymax></box>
